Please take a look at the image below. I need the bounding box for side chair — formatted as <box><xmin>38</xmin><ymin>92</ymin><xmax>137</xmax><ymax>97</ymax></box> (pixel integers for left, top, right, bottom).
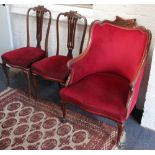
<box><xmin>1</xmin><ymin>5</ymin><xmax>51</xmax><ymax>96</ymax></box>
<box><xmin>31</xmin><ymin>10</ymin><xmax>87</xmax><ymax>100</ymax></box>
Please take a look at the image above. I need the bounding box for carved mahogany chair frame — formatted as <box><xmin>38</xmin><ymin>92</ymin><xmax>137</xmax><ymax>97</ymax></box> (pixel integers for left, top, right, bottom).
<box><xmin>31</xmin><ymin>10</ymin><xmax>87</xmax><ymax>100</ymax></box>
<box><xmin>60</xmin><ymin>16</ymin><xmax>152</xmax><ymax>147</ymax></box>
<box><xmin>2</xmin><ymin>5</ymin><xmax>51</xmax><ymax>96</ymax></box>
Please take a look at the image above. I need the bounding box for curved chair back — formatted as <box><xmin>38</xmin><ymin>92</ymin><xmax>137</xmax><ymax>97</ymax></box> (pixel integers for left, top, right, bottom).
<box><xmin>26</xmin><ymin>5</ymin><xmax>51</xmax><ymax>56</ymax></box>
<box><xmin>79</xmin><ymin>16</ymin><xmax>151</xmax><ymax>82</ymax></box>
<box><xmin>56</xmin><ymin>10</ymin><xmax>87</xmax><ymax>58</ymax></box>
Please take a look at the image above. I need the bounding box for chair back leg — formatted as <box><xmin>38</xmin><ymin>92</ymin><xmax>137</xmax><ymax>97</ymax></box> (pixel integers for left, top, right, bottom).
<box><xmin>2</xmin><ymin>61</ymin><xmax>10</xmax><ymax>86</ymax></box>
<box><xmin>116</xmin><ymin>122</ymin><xmax>124</xmax><ymax>147</ymax></box>
<box><xmin>24</xmin><ymin>70</ymin><xmax>31</xmax><ymax>97</ymax></box>
<box><xmin>60</xmin><ymin>100</ymin><xmax>67</xmax><ymax>123</ymax></box>
<box><xmin>32</xmin><ymin>73</ymin><xmax>38</xmax><ymax>100</ymax></box>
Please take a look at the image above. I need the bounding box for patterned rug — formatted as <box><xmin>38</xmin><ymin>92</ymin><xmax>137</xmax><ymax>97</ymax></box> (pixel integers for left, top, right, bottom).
<box><xmin>0</xmin><ymin>88</ymin><xmax>118</xmax><ymax>150</ymax></box>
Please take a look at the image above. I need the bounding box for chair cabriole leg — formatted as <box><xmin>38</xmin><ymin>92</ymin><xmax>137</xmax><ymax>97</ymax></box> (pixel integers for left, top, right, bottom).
<box><xmin>116</xmin><ymin>122</ymin><xmax>124</xmax><ymax>147</ymax></box>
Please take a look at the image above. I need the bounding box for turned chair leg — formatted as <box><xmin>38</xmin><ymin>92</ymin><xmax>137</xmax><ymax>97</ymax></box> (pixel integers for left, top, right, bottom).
<box><xmin>24</xmin><ymin>70</ymin><xmax>31</xmax><ymax>97</ymax></box>
<box><xmin>2</xmin><ymin>62</ymin><xmax>10</xmax><ymax>86</ymax></box>
<box><xmin>60</xmin><ymin>100</ymin><xmax>66</xmax><ymax>123</ymax></box>
<box><xmin>32</xmin><ymin>73</ymin><xmax>38</xmax><ymax>101</ymax></box>
<box><xmin>116</xmin><ymin>123</ymin><xmax>124</xmax><ymax>147</ymax></box>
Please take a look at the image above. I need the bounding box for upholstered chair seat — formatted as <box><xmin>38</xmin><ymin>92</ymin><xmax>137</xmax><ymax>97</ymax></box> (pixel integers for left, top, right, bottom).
<box><xmin>2</xmin><ymin>47</ymin><xmax>45</xmax><ymax>69</ymax></box>
<box><xmin>61</xmin><ymin>72</ymin><xmax>130</xmax><ymax>123</ymax></box>
<box><xmin>32</xmin><ymin>55</ymin><xmax>71</xmax><ymax>83</ymax></box>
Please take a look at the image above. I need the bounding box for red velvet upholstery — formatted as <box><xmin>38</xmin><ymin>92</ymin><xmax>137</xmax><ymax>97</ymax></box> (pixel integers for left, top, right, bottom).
<box><xmin>68</xmin><ymin>22</ymin><xmax>149</xmax><ymax>85</ymax></box>
<box><xmin>60</xmin><ymin>20</ymin><xmax>151</xmax><ymax>124</ymax></box>
<box><xmin>2</xmin><ymin>47</ymin><xmax>45</xmax><ymax>69</ymax></box>
<box><xmin>31</xmin><ymin>55</ymin><xmax>71</xmax><ymax>83</ymax></box>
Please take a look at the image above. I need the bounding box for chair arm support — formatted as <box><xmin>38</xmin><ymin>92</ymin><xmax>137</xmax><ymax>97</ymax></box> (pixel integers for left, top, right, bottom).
<box><xmin>126</xmin><ymin>86</ymin><xmax>134</xmax><ymax>112</ymax></box>
<box><xmin>67</xmin><ymin>49</ymin><xmax>88</xmax><ymax>69</ymax></box>
<box><xmin>126</xmin><ymin>54</ymin><xmax>147</xmax><ymax>113</ymax></box>
<box><xmin>127</xmin><ymin>30</ymin><xmax>151</xmax><ymax>113</ymax></box>
<box><xmin>130</xmin><ymin>56</ymin><xmax>146</xmax><ymax>88</ymax></box>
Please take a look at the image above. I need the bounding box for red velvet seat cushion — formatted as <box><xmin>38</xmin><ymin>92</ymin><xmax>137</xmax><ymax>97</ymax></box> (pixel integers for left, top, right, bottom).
<box><xmin>31</xmin><ymin>55</ymin><xmax>71</xmax><ymax>83</ymax></box>
<box><xmin>2</xmin><ymin>47</ymin><xmax>45</xmax><ymax>69</ymax></box>
<box><xmin>60</xmin><ymin>72</ymin><xmax>130</xmax><ymax>123</ymax></box>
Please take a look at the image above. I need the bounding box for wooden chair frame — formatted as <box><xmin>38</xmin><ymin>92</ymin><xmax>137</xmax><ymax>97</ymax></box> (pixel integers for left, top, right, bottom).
<box><xmin>2</xmin><ymin>5</ymin><xmax>51</xmax><ymax>96</ymax></box>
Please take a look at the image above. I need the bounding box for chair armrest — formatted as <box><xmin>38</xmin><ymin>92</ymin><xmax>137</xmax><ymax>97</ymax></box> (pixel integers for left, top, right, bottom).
<box><xmin>65</xmin><ymin>49</ymin><xmax>89</xmax><ymax>86</ymax></box>
<box><xmin>130</xmin><ymin>55</ymin><xmax>147</xmax><ymax>89</ymax></box>
<box><xmin>126</xmin><ymin>86</ymin><xmax>135</xmax><ymax>111</ymax></box>
<box><xmin>130</xmin><ymin>28</ymin><xmax>151</xmax><ymax>88</ymax></box>
<box><xmin>65</xmin><ymin>20</ymin><xmax>98</xmax><ymax>86</ymax></box>
<box><xmin>126</xmin><ymin>29</ymin><xmax>151</xmax><ymax>114</ymax></box>
<box><xmin>126</xmin><ymin>54</ymin><xmax>147</xmax><ymax>113</ymax></box>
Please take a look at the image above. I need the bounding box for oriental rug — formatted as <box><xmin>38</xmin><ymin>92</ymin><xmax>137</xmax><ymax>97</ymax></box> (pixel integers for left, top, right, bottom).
<box><xmin>0</xmin><ymin>88</ymin><xmax>118</xmax><ymax>150</ymax></box>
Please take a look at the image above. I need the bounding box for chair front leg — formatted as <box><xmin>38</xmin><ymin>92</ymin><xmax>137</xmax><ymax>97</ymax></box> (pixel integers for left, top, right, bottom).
<box><xmin>116</xmin><ymin>123</ymin><xmax>124</xmax><ymax>147</ymax></box>
<box><xmin>32</xmin><ymin>73</ymin><xmax>39</xmax><ymax>101</ymax></box>
<box><xmin>2</xmin><ymin>62</ymin><xmax>10</xmax><ymax>86</ymax></box>
<box><xmin>24</xmin><ymin>70</ymin><xmax>31</xmax><ymax>97</ymax></box>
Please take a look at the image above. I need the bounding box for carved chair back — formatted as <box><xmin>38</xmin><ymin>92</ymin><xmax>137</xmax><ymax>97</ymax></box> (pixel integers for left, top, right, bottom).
<box><xmin>26</xmin><ymin>5</ymin><xmax>51</xmax><ymax>56</ymax></box>
<box><xmin>56</xmin><ymin>10</ymin><xmax>87</xmax><ymax>58</ymax></box>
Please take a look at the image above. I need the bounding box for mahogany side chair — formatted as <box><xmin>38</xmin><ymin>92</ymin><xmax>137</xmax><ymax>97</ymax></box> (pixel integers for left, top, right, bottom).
<box><xmin>1</xmin><ymin>5</ymin><xmax>51</xmax><ymax>96</ymax></box>
<box><xmin>31</xmin><ymin>10</ymin><xmax>87</xmax><ymax>100</ymax></box>
<box><xmin>59</xmin><ymin>16</ymin><xmax>151</xmax><ymax>147</ymax></box>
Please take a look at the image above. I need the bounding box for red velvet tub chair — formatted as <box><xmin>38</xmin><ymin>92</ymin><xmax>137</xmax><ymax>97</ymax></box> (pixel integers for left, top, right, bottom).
<box><xmin>1</xmin><ymin>5</ymin><xmax>51</xmax><ymax>95</ymax></box>
<box><xmin>31</xmin><ymin>10</ymin><xmax>87</xmax><ymax>99</ymax></box>
<box><xmin>60</xmin><ymin>16</ymin><xmax>151</xmax><ymax>147</ymax></box>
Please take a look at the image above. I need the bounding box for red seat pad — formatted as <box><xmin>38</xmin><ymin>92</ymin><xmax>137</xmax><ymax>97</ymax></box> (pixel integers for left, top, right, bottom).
<box><xmin>31</xmin><ymin>55</ymin><xmax>71</xmax><ymax>83</ymax></box>
<box><xmin>2</xmin><ymin>47</ymin><xmax>45</xmax><ymax>69</ymax></box>
<box><xmin>60</xmin><ymin>72</ymin><xmax>130</xmax><ymax>123</ymax></box>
